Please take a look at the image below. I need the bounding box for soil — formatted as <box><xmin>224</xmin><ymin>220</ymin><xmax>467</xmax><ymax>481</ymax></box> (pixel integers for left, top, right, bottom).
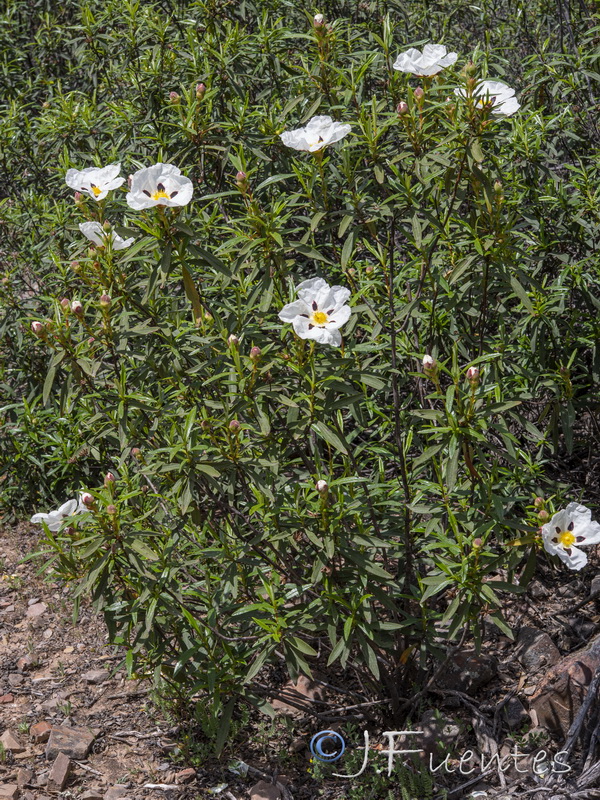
<box><xmin>2</xmin><ymin>523</ymin><xmax>600</xmax><ymax>800</ymax></box>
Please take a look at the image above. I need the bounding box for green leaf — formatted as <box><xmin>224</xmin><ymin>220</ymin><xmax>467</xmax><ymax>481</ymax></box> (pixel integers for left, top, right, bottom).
<box><xmin>312</xmin><ymin>421</ymin><xmax>348</xmax><ymax>454</ymax></box>
<box><xmin>181</xmin><ymin>264</ymin><xmax>203</xmax><ymax>326</ymax></box>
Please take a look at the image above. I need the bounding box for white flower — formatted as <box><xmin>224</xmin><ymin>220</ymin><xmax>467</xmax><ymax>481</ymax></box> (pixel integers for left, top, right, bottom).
<box><xmin>280</xmin><ymin>116</ymin><xmax>352</xmax><ymax>153</ymax></box>
<box><xmin>541</xmin><ymin>502</ymin><xmax>600</xmax><ymax>570</ymax></box>
<box><xmin>393</xmin><ymin>44</ymin><xmax>458</xmax><ymax>76</ymax></box>
<box><xmin>126</xmin><ymin>163</ymin><xmax>193</xmax><ymax>210</ymax></box>
<box><xmin>65</xmin><ymin>163</ymin><xmax>124</xmax><ymax>201</ymax></box>
<box><xmin>79</xmin><ymin>221</ymin><xmax>134</xmax><ymax>250</ymax></box>
<box><xmin>454</xmin><ymin>80</ymin><xmax>520</xmax><ymax>116</ymax></box>
<box><xmin>30</xmin><ymin>499</ymin><xmax>81</xmax><ymax>531</ymax></box>
<box><xmin>278</xmin><ymin>277</ymin><xmax>352</xmax><ymax>347</ymax></box>
<box><xmin>422</xmin><ymin>354</ymin><xmax>435</xmax><ymax>369</ymax></box>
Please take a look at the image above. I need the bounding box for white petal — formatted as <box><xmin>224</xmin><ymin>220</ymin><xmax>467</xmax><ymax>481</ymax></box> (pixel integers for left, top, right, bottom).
<box><xmin>578</xmin><ymin>520</ymin><xmax>600</xmax><ymax>545</ymax></box>
<box><xmin>564</xmin><ymin>502</ymin><xmax>592</xmax><ymax>531</ymax></box>
<box><xmin>331</xmin><ymin>286</ymin><xmax>351</xmax><ymax>309</ymax></box>
<box><xmin>30</xmin><ymin>513</ymin><xmax>50</xmax><ymax>524</ymax></box>
<box><xmin>291</xmin><ymin>315</ymin><xmax>312</xmax><ymax>339</ymax></box>
<box><xmin>280</xmin><ymin>130</ymin><xmax>310</xmax><ymax>151</ymax></box>
<box><xmin>57</xmin><ymin>499</ymin><xmax>78</xmax><ymax>517</ymax></box>
<box><xmin>309</xmin><ymin>326</ymin><xmax>342</xmax><ymax>346</ymax></box>
<box><xmin>79</xmin><ymin>222</ymin><xmax>104</xmax><ymax>246</ymax></box>
<box><xmin>279</xmin><ymin>300</ymin><xmax>309</xmax><ymax>322</ymax></box>
<box><xmin>126</xmin><ymin>191</ymin><xmax>154</xmax><ymax>210</ymax></box>
<box><xmin>556</xmin><ymin>545</ymin><xmax>588</xmax><ymax>571</ymax></box>
<box><xmin>296</xmin><ymin>278</ymin><xmax>329</xmax><ymax>304</ymax></box>
<box><xmin>493</xmin><ymin>97</ymin><xmax>520</xmax><ymax>116</ymax></box>
<box><xmin>327</xmin><ymin>304</ymin><xmax>351</xmax><ymax>330</ymax></box>
<box><xmin>113</xmin><ymin>234</ymin><xmax>135</xmax><ymax>250</ymax></box>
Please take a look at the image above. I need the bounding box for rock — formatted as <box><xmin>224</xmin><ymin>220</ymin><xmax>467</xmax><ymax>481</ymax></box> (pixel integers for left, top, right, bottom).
<box><xmin>16</xmin><ymin>657</ymin><xmax>33</xmax><ymax>672</ymax></box>
<box><xmin>42</xmin><ymin>628</ymin><xmax>53</xmax><ymax>640</ymax></box>
<box><xmin>0</xmin><ymin>695</ymin><xmax>14</xmax><ymax>704</ymax></box>
<box><xmin>8</xmin><ymin>675</ymin><xmax>23</xmax><ymax>687</ymax></box>
<box><xmin>531</xmin><ymin>632</ymin><xmax>600</xmax><ymax>736</ymax></box>
<box><xmin>27</xmin><ymin>598</ymin><xmax>40</xmax><ymax>606</ymax></box>
<box><xmin>25</xmin><ymin>603</ymin><xmax>46</xmax><ymax>618</ymax></box>
<box><xmin>45</xmin><ymin>725</ymin><xmax>95</xmax><ymax>760</ymax></box>
<box><xmin>0</xmin><ymin>730</ymin><xmax>25</xmax><ymax>753</ymax></box>
<box><xmin>30</xmin><ymin>722</ymin><xmax>52</xmax><ymax>744</ymax></box>
<box><xmin>175</xmin><ymin>768</ymin><xmax>196</xmax><ymax>784</ymax></box>
<box><xmin>47</xmin><ymin>753</ymin><xmax>71</xmax><ymax>792</ymax></box>
<box><xmin>516</xmin><ymin>627</ymin><xmax>561</xmax><ymax>672</ymax></box>
<box><xmin>104</xmin><ymin>787</ymin><xmax>129</xmax><ymax>800</ymax></box>
<box><xmin>0</xmin><ymin>785</ymin><xmax>20</xmax><ymax>800</ymax></box>
<box><xmin>81</xmin><ymin>791</ymin><xmax>104</xmax><ymax>800</ymax></box>
<box><xmin>249</xmin><ymin>780</ymin><xmax>281</xmax><ymax>800</ymax></box>
<box><xmin>528</xmin><ymin>580</ymin><xmax>549</xmax><ymax>599</ymax></box>
<box><xmin>591</xmin><ymin>575</ymin><xmax>600</xmax><ymax>597</ymax></box>
<box><xmin>63</xmin><ymin>647</ymin><xmax>75</xmax><ymax>655</ymax></box>
<box><xmin>40</xmin><ymin>698</ymin><xmax>59</xmax><ymax>713</ymax></box>
<box><xmin>503</xmin><ymin>697</ymin><xmax>529</xmax><ymax>729</ymax></box>
<box><xmin>16</xmin><ymin>770</ymin><xmax>32</xmax><ymax>789</ymax></box>
<box><xmin>418</xmin><ymin>710</ymin><xmax>461</xmax><ymax>756</ymax></box>
<box><xmin>435</xmin><ymin>651</ymin><xmax>497</xmax><ymax>694</ymax></box>
<box><xmin>272</xmin><ymin>674</ymin><xmax>324</xmax><ymax>717</ymax></box>
<box><xmin>82</xmin><ymin>669</ymin><xmax>110</xmax><ymax>685</ymax></box>
<box><xmin>568</xmin><ymin>615</ymin><xmax>596</xmax><ymax>640</ymax></box>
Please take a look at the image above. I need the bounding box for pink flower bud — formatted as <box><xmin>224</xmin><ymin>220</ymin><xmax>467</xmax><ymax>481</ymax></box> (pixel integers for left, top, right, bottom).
<box><xmin>71</xmin><ymin>300</ymin><xmax>83</xmax><ymax>316</ymax></box>
<box><xmin>236</xmin><ymin>170</ymin><xmax>247</xmax><ymax>182</ymax></box>
<box><xmin>104</xmin><ymin>472</ymin><xmax>116</xmax><ymax>486</ymax></box>
<box><xmin>196</xmin><ymin>82</ymin><xmax>206</xmax><ymax>99</ymax></box>
<box><xmin>70</xmin><ymin>260</ymin><xmax>80</xmax><ymax>271</ymax></box>
<box><xmin>414</xmin><ymin>87</ymin><xmax>424</xmax><ymax>100</ymax></box>
<box><xmin>87</xmin><ymin>337</ymin><xmax>95</xmax><ymax>345</ymax></box>
<box><xmin>102</xmin><ymin>220</ymin><xmax>111</xmax><ymax>232</ymax></box>
<box><xmin>466</xmin><ymin>366</ymin><xmax>480</xmax><ymax>384</ymax></box>
<box><xmin>472</xmin><ymin>537</ymin><xmax>483</xmax><ymax>549</ymax></box>
<box><xmin>397</xmin><ymin>101</ymin><xmax>409</xmax><ymax>115</ymax></box>
<box><xmin>106</xmin><ymin>504</ymin><xmax>117</xmax><ymax>515</ymax></box>
<box><xmin>60</xmin><ymin>297</ymin><xmax>70</xmax><ymax>311</ymax></box>
<box><xmin>228</xmin><ymin>334</ymin><xmax>239</xmax><ymax>347</ymax></box>
<box><xmin>81</xmin><ymin>492</ymin><xmax>94</xmax><ymax>507</ymax></box>
<box><xmin>169</xmin><ymin>91</ymin><xmax>180</xmax><ymax>103</ymax></box>
<box><xmin>249</xmin><ymin>346</ymin><xmax>261</xmax><ymax>362</ymax></box>
<box><xmin>314</xmin><ymin>13</ymin><xmax>324</xmax><ymax>26</ymax></box>
<box><xmin>74</xmin><ymin>191</ymin><xmax>84</xmax><ymax>204</ymax></box>
<box><xmin>534</xmin><ymin>496</ymin><xmax>544</xmax><ymax>509</ymax></box>
<box><xmin>131</xmin><ymin>447</ymin><xmax>141</xmax><ymax>459</ymax></box>
<box><xmin>538</xmin><ymin>509</ymin><xmax>549</xmax><ymax>522</ymax></box>
<box><xmin>31</xmin><ymin>321</ymin><xmax>45</xmax><ymax>337</ymax></box>
<box><xmin>100</xmin><ymin>294</ymin><xmax>111</xmax><ymax>308</ymax></box>
<box><xmin>229</xmin><ymin>419</ymin><xmax>241</xmax><ymax>433</ymax></box>
<box><xmin>316</xmin><ymin>479</ymin><xmax>329</xmax><ymax>495</ymax></box>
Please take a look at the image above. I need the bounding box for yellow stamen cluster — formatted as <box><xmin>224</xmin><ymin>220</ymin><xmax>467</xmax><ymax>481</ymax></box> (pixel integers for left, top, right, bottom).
<box><xmin>558</xmin><ymin>530</ymin><xmax>576</xmax><ymax>548</ymax></box>
<box><xmin>91</xmin><ymin>185</ymin><xmax>102</xmax><ymax>197</ymax></box>
<box><xmin>311</xmin><ymin>311</ymin><xmax>328</xmax><ymax>326</ymax></box>
<box><xmin>152</xmin><ymin>189</ymin><xmax>170</xmax><ymax>201</ymax></box>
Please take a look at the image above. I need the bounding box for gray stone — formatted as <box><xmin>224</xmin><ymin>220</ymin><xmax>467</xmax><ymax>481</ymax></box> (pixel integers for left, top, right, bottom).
<box><xmin>25</xmin><ymin>603</ymin><xmax>47</xmax><ymax>618</ymax></box>
<box><xmin>435</xmin><ymin>650</ymin><xmax>497</xmax><ymax>694</ymax></box>
<box><xmin>0</xmin><ymin>730</ymin><xmax>25</xmax><ymax>753</ymax></box>
<box><xmin>82</xmin><ymin>669</ymin><xmax>110</xmax><ymax>685</ymax></box>
<box><xmin>418</xmin><ymin>710</ymin><xmax>461</xmax><ymax>756</ymax></box>
<box><xmin>516</xmin><ymin>627</ymin><xmax>561</xmax><ymax>672</ymax></box>
<box><xmin>45</xmin><ymin>725</ymin><xmax>95</xmax><ymax>760</ymax></box>
<box><xmin>503</xmin><ymin>697</ymin><xmax>528</xmax><ymax>729</ymax></box>
<box><xmin>47</xmin><ymin>753</ymin><xmax>71</xmax><ymax>792</ymax></box>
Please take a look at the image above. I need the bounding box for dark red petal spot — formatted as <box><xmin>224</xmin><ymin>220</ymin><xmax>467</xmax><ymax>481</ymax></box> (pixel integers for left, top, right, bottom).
<box><xmin>555</xmin><ymin>527</ymin><xmax>562</xmax><ymax>534</ymax></box>
<box><xmin>170</xmin><ymin>190</ymin><xmax>179</xmax><ymax>198</ymax></box>
<box><xmin>568</xmin><ymin>521</ymin><xmax>574</xmax><ymax>531</ymax></box>
<box><xmin>300</xmin><ymin>314</ymin><xmax>308</xmax><ymax>318</ymax></box>
<box><xmin>157</xmin><ymin>182</ymin><xmax>166</xmax><ymax>192</ymax></box>
<box><xmin>143</xmin><ymin>189</ymin><xmax>151</xmax><ymax>197</ymax></box>
<box><xmin>551</xmin><ymin>537</ymin><xmax>559</xmax><ymax>543</ymax></box>
<box><xmin>312</xmin><ymin>301</ymin><xmax>318</xmax><ymax>311</ymax></box>
<box><xmin>308</xmin><ymin>324</ymin><xmax>314</xmax><ymax>330</ymax></box>
<box><xmin>327</xmin><ymin>308</ymin><xmax>334</xmax><ymax>314</ymax></box>
<box><xmin>576</xmin><ymin>536</ymin><xmax>585</xmax><ymax>542</ymax></box>
<box><xmin>564</xmin><ymin>548</ymin><xmax>572</xmax><ymax>556</ymax></box>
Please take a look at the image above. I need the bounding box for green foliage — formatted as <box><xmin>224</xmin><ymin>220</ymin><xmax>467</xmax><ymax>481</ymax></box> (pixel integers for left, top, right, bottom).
<box><xmin>2</xmin><ymin>0</ymin><xmax>600</xmax><ymax>744</ymax></box>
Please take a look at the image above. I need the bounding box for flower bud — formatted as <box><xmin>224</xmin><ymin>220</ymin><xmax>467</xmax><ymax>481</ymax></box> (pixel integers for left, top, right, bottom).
<box><xmin>102</xmin><ymin>220</ymin><xmax>111</xmax><ymax>232</ymax></box>
<box><xmin>128</xmin><ymin>174</ymin><xmax>133</xmax><ymax>189</ymax></box>
<box><xmin>131</xmin><ymin>447</ymin><xmax>141</xmax><ymax>459</ymax></box>
<box><xmin>106</xmin><ymin>504</ymin><xmax>117</xmax><ymax>515</ymax></box>
<box><xmin>60</xmin><ymin>297</ymin><xmax>70</xmax><ymax>311</ymax></box>
<box><xmin>533</xmin><ymin>496</ymin><xmax>544</xmax><ymax>509</ymax></box>
<box><xmin>538</xmin><ymin>509</ymin><xmax>549</xmax><ymax>522</ymax></box>
<box><xmin>414</xmin><ymin>87</ymin><xmax>424</xmax><ymax>100</ymax></box>
<box><xmin>314</xmin><ymin>13</ymin><xmax>324</xmax><ymax>26</ymax></box>
<box><xmin>249</xmin><ymin>346</ymin><xmax>261</xmax><ymax>362</ymax></box>
<box><xmin>465</xmin><ymin>60</ymin><xmax>477</xmax><ymax>76</ymax></box>
<box><xmin>466</xmin><ymin>76</ymin><xmax>477</xmax><ymax>92</ymax></box>
<box><xmin>316</xmin><ymin>479</ymin><xmax>329</xmax><ymax>495</ymax></box>
<box><xmin>71</xmin><ymin>299</ymin><xmax>83</xmax><ymax>316</ymax></box>
<box><xmin>236</xmin><ymin>170</ymin><xmax>247</xmax><ymax>183</ymax></box>
<box><xmin>229</xmin><ymin>419</ymin><xmax>241</xmax><ymax>433</ymax></box>
<box><xmin>494</xmin><ymin>180</ymin><xmax>503</xmax><ymax>193</ymax></box>
<box><xmin>200</xmin><ymin>420</ymin><xmax>211</xmax><ymax>431</ymax></box>
<box><xmin>104</xmin><ymin>471</ymin><xmax>116</xmax><ymax>486</ymax></box>
<box><xmin>365</xmin><ymin>265</ymin><xmax>373</xmax><ymax>275</ymax></box>
<box><xmin>74</xmin><ymin>191</ymin><xmax>84</xmax><ymax>205</ymax></box>
<box><xmin>81</xmin><ymin>492</ymin><xmax>94</xmax><ymax>507</ymax></box>
<box><xmin>422</xmin><ymin>354</ymin><xmax>437</xmax><ymax>375</ymax></box>
<box><xmin>31</xmin><ymin>321</ymin><xmax>45</xmax><ymax>337</ymax></box>
<box><xmin>87</xmin><ymin>336</ymin><xmax>95</xmax><ymax>345</ymax></box>
<box><xmin>70</xmin><ymin>260</ymin><xmax>80</xmax><ymax>272</ymax></box>
<box><xmin>196</xmin><ymin>82</ymin><xmax>206</xmax><ymax>99</ymax></box>
<box><xmin>397</xmin><ymin>101</ymin><xmax>409</xmax><ymax>115</ymax></box>
<box><xmin>472</xmin><ymin>537</ymin><xmax>483</xmax><ymax>549</ymax></box>
<box><xmin>100</xmin><ymin>293</ymin><xmax>111</xmax><ymax>308</ymax></box>
<box><xmin>88</xmin><ymin>247</ymin><xmax>97</xmax><ymax>259</ymax></box>
<box><xmin>169</xmin><ymin>91</ymin><xmax>180</xmax><ymax>104</ymax></box>
<box><xmin>466</xmin><ymin>366</ymin><xmax>480</xmax><ymax>384</ymax></box>
<box><xmin>228</xmin><ymin>334</ymin><xmax>239</xmax><ymax>347</ymax></box>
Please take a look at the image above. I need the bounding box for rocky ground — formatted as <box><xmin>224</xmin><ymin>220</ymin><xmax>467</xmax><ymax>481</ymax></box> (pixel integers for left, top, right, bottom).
<box><xmin>2</xmin><ymin>522</ymin><xmax>600</xmax><ymax>800</ymax></box>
